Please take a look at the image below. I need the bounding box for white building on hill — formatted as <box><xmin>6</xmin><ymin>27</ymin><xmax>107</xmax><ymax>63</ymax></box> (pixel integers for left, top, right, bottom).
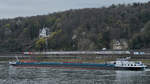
<box><xmin>39</xmin><ymin>27</ymin><xmax>49</xmax><ymax>38</ymax></box>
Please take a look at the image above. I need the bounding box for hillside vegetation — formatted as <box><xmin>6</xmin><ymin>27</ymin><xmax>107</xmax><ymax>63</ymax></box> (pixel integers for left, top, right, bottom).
<box><xmin>0</xmin><ymin>2</ymin><xmax>150</xmax><ymax>52</ymax></box>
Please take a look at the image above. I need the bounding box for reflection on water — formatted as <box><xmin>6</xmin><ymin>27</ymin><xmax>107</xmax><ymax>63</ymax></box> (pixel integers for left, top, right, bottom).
<box><xmin>0</xmin><ymin>63</ymin><xmax>150</xmax><ymax>84</ymax></box>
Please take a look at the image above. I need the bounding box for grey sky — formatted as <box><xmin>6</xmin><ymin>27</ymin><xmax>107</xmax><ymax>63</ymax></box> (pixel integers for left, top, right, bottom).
<box><xmin>0</xmin><ymin>0</ymin><xmax>150</xmax><ymax>19</ymax></box>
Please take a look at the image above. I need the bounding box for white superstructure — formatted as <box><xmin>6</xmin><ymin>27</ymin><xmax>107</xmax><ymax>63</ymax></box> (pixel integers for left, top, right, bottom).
<box><xmin>114</xmin><ymin>61</ymin><xmax>146</xmax><ymax>68</ymax></box>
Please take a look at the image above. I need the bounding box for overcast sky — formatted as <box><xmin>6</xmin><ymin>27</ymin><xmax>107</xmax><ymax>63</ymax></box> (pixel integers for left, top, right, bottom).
<box><xmin>0</xmin><ymin>0</ymin><xmax>150</xmax><ymax>19</ymax></box>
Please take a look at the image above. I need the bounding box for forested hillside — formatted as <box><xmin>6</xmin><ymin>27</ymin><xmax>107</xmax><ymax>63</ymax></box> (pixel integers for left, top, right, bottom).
<box><xmin>0</xmin><ymin>2</ymin><xmax>150</xmax><ymax>52</ymax></box>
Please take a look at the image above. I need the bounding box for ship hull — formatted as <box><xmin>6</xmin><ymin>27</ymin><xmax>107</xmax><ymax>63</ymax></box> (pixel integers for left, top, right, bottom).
<box><xmin>9</xmin><ymin>62</ymin><xmax>146</xmax><ymax>70</ymax></box>
<box><xmin>114</xmin><ymin>67</ymin><xmax>145</xmax><ymax>71</ymax></box>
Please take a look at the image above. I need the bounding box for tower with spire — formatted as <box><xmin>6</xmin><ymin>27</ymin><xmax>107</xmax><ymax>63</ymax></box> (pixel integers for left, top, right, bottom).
<box><xmin>39</xmin><ymin>27</ymin><xmax>49</xmax><ymax>38</ymax></box>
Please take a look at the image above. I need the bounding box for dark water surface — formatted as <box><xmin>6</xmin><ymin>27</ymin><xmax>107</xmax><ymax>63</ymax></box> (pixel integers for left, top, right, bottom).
<box><xmin>0</xmin><ymin>62</ymin><xmax>150</xmax><ymax>84</ymax></box>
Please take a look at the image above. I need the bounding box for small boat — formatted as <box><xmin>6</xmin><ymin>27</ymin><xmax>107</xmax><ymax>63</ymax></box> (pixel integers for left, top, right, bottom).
<box><xmin>9</xmin><ymin>57</ymin><xmax>147</xmax><ymax>70</ymax></box>
<box><xmin>111</xmin><ymin>60</ymin><xmax>147</xmax><ymax>70</ymax></box>
<box><xmin>110</xmin><ymin>57</ymin><xmax>147</xmax><ymax>70</ymax></box>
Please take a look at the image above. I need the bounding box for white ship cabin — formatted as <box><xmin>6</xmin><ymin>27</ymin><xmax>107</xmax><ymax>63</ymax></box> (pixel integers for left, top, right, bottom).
<box><xmin>114</xmin><ymin>61</ymin><xmax>145</xmax><ymax>67</ymax></box>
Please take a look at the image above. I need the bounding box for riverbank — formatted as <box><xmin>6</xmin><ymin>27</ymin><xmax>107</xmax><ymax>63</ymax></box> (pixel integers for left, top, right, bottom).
<box><xmin>1</xmin><ymin>51</ymin><xmax>150</xmax><ymax>68</ymax></box>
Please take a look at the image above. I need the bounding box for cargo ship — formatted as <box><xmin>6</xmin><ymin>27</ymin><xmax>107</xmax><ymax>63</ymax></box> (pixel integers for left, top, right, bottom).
<box><xmin>9</xmin><ymin>57</ymin><xmax>147</xmax><ymax>70</ymax></box>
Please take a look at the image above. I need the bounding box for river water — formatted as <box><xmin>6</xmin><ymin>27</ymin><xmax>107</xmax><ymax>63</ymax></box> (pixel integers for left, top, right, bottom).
<box><xmin>0</xmin><ymin>62</ymin><xmax>150</xmax><ymax>84</ymax></box>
